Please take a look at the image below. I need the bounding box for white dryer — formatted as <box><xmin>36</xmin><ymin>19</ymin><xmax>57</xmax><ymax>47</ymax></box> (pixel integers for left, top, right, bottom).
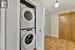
<box><xmin>20</xmin><ymin>3</ymin><xmax>35</xmax><ymax>29</ymax></box>
<box><xmin>21</xmin><ymin>29</ymin><xmax>35</xmax><ymax>50</ymax></box>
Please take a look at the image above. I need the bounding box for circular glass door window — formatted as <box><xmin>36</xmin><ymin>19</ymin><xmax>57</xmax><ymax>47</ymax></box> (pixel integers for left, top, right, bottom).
<box><xmin>25</xmin><ymin>34</ymin><xmax>33</xmax><ymax>45</ymax></box>
<box><xmin>24</xmin><ymin>11</ymin><xmax>33</xmax><ymax>21</ymax></box>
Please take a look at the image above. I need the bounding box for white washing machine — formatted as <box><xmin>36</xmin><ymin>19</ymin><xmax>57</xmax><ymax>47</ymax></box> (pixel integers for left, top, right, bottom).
<box><xmin>21</xmin><ymin>29</ymin><xmax>35</xmax><ymax>50</ymax></box>
<box><xmin>20</xmin><ymin>3</ymin><xmax>35</xmax><ymax>29</ymax></box>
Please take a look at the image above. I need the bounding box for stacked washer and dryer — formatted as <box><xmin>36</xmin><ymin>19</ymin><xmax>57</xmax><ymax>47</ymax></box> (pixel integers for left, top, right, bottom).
<box><xmin>20</xmin><ymin>0</ymin><xmax>36</xmax><ymax>50</ymax></box>
<box><xmin>0</xmin><ymin>0</ymin><xmax>44</xmax><ymax>50</ymax></box>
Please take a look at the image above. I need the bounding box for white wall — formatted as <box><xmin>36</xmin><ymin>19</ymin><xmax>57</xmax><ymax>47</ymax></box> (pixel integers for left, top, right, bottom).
<box><xmin>50</xmin><ymin>12</ymin><xmax>59</xmax><ymax>37</ymax></box>
<box><xmin>45</xmin><ymin>12</ymin><xmax>51</xmax><ymax>35</ymax></box>
<box><xmin>0</xmin><ymin>8</ymin><xmax>7</xmax><ymax>50</ymax></box>
<box><xmin>36</xmin><ymin>3</ymin><xmax>45</xmax><ymax>50</ymax></box>
<box><xmin>6</xmin><ymin>0</ymin><xmax>20</xmax><ymax>50</ymax></box>
<box><xmin>45</xmin><ymin>12</ymin><xmax>59</xmax><ymax>37</ymax></box>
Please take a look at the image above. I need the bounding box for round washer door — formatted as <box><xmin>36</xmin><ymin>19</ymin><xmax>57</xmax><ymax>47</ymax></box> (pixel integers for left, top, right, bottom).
<box><xmin>21</xmin><ymin>7</ymin><xmax>35</xmax><ymax>23</ymax></box>
<box><xmin>22</xmin><ymin>31</ymin><xmax>35</xmax><ymax>49</ymax></box>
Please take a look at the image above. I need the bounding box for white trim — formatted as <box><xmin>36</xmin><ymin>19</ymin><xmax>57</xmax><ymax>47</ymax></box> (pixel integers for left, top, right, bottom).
<box><xmin>25</xmin><ymin>0</ymin><xmax>37</xmax><ymax>7</ymax></box>
<box><xmin>17</xmin><ymin>1</ymin><xmax>20</xmax><ymax>50</ymax></box>
<box><xmin>0</xmin><ymin>8</ymin><xmax>6</xmax><ymax>50</ymax></box>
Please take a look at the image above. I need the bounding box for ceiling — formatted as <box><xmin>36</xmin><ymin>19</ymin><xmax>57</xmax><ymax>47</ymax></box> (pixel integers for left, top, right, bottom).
<box><xmin>32</xmin><ymin>0</ymin><xmax>75</xmax><ymax>13</ymax></box>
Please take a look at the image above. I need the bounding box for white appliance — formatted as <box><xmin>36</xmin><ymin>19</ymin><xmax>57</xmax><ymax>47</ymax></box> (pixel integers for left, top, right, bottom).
<box><xmin>20</xmin><ymin>0</ymin><xmax>36</xmax><ymax>50</ymax></box>
<box><xmin>21</xmin><ymin>29</ymin><xmax>35</xmax><ymax>50</ymax></box>
<box><xmin>20</xmin><ymin>3</ymin><xmax>35</xmax><ymax>29</ymax></box>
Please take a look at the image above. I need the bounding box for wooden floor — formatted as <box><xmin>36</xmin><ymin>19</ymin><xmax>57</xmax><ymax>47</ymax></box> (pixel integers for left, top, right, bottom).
<box><xmin>45</xmin><ymin>36</ymin><xmax>75</xmax><ymax>50</ymax></box>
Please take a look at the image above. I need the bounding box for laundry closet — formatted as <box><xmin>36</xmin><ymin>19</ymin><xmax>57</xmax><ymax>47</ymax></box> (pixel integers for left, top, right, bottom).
<box><xmin>0</xmin><ymin>0</ymin><xmax>45</xmax><ymax>50</ymax></box>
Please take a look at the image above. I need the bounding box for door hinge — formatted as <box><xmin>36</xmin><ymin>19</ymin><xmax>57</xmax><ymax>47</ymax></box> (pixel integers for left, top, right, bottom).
<box><xmin>0</xmin><ymin>0</ymin><xmax>8</xmax><ymax>8</ymax></box>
